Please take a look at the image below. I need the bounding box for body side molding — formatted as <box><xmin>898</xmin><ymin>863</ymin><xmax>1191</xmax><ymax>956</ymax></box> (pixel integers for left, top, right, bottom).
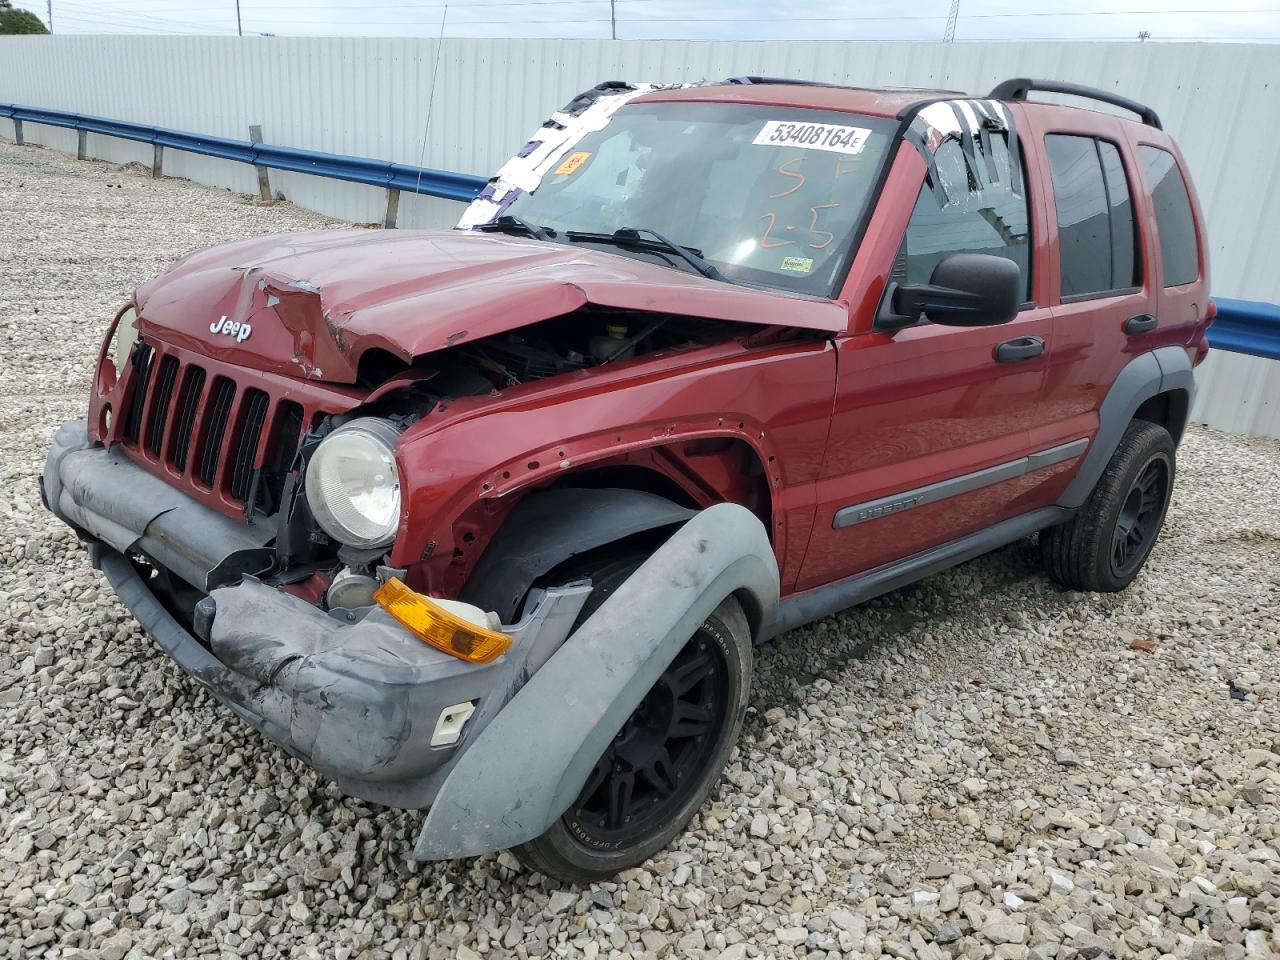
<box><xmin>834</xmin><ymin>438</ymin><xmax>1088</xmax><ymax>529</ymax></box>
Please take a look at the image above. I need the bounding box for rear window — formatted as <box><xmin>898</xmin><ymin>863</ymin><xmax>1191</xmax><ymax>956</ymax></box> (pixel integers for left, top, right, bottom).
<box><xmin>1045</xmin><ymin>134</ymin><xmax>1140</xmax><ymax>299</ymax></box>
<box><xmin>1139</xmin><ymin>146</ymin><xmax>1199</xmax><ymax>287</ymax></box>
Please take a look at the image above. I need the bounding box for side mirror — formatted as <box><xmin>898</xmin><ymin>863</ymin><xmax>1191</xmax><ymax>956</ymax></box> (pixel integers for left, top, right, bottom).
<box><xmin>877</xmin><ymin>253</ymin><xmax>1022</xmax><ymax>331</ymax></box>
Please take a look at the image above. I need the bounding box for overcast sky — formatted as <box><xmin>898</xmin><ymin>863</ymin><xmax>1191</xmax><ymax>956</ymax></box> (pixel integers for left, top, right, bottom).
<box><xmin>32</xmin><ymin>0</ymin><xmax>1280</xmax><ymax>41</ymax></box>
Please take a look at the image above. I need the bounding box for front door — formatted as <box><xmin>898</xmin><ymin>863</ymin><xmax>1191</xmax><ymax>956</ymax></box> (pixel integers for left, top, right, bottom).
<box><xmin>796</xmin><ymin>122</ymin><xmax>1054</xmax><ymax>593</ymax></box>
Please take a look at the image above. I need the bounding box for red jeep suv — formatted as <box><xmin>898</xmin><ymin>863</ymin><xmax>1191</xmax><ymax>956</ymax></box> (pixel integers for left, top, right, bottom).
<box><xmin>43</xmin><ymin>76</ymin><xmax>1211</xmax><ymax>882</ymax></box>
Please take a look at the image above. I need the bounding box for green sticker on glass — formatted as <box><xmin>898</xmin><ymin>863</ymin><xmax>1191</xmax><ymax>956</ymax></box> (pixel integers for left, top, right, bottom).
<box><xmin>781</xmin><ymin>256</ymin><xmax>814</xmax><ymax>273</ymax></box>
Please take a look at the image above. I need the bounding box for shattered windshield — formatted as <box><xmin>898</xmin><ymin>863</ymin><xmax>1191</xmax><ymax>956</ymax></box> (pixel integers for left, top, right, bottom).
<box><xmin>502</xmin><ymin>101</ymin><xmax>897</xmax><ymax>297</ymax></box>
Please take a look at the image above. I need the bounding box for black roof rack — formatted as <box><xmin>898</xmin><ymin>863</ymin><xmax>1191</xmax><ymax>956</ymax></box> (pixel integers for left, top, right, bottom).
<box><xmin>726</xmin><ymin>76</ymin><xmax>844</xmax><ymax>88</ymax></box>
<box><xmin>725</xmin><ymin>76</ymin><xmax>966</xmax><ymax>96</ymax></box>
<box><xmin>989</xmin><ymin>78</ymin><xmax>1162</xmax><ymax>129</ymax></box>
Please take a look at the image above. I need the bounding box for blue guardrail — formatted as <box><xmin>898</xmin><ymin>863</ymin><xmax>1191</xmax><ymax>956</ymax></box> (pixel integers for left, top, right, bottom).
<box><xmin>1209</xmin><ymin>299</ymin><xmax>1280</xmax><ymax>362</ymax></box>
<box><xmin>0</xmin><ymin>102</ymin><xmax>487</xmax><ymax>202</ymax></box>
<box><xmin>2</xmin><ymin>102</ymin><xmax>1278</xmax><ymax>363</ymax></box>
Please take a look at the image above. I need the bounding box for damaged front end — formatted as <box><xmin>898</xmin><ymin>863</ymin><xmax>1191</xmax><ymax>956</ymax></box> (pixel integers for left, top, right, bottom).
<box><xmin>43</xmin><ymin>418</ymin><xmax>591</xmax><ymax>809</ymax></box>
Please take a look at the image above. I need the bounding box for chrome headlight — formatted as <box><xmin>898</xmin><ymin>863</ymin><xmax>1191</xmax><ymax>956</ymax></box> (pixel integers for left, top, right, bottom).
<box><xmin>304</xmin><ymin>418</ymin><xmax>402</xmax><ymax>550</ymax></box>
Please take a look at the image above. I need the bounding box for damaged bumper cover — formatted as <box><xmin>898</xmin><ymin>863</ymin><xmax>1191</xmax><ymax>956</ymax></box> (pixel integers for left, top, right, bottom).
<box><xmin>43</xmin><ymin>421</ymin><xmax>782</xmax><ymax>858</ymax></box>
<box><xmin>43</xmin><ymin>420</ymin><xmax>590</xmax><ymax>811</ymax></box>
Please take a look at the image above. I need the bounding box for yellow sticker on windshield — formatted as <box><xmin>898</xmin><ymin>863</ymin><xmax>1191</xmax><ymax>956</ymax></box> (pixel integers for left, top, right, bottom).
<box><xmin>781</xmin><ymin>256</ymin><xmax>814</xmax><ymax>273</ymax></box>
<box><xmin>555</xmin><ymin>151</ymin><xmax>592</xmax><ymax>176</ymax></box>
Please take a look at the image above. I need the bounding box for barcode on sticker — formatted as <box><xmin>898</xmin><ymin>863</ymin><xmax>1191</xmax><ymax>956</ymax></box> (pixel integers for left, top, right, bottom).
<box><xmin>753</xmin><ymin>120</ymin><xmax>871</xmax><ymax>156</ymax></box>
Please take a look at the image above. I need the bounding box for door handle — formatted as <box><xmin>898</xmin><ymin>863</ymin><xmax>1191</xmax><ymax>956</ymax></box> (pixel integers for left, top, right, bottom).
<box><xmin>994</xmin><ymin>336</ymin><xmax>1045</xmax><ymax>363</ymax></box>
<box><xmin>1124</xmin><ymin>314</ymin><xmax>1158</xmax><ymax>335</ymax></box>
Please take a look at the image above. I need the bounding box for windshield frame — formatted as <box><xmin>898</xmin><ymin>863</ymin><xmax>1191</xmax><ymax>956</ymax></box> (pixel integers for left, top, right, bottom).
<box><xmin>492</xmin><ymin>100</ymin><xmax>904</xmax><ymax>300</ymax></box>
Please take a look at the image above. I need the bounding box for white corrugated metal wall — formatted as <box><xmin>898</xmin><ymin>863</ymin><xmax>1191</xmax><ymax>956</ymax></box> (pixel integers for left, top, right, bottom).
<box><xmin>1</xmin><ymin>36</ymin><xmax>1276</xmax><ymax>435</ymax></box>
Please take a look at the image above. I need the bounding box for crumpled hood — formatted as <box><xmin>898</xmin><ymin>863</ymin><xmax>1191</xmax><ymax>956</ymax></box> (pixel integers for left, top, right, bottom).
<box><xmin>133</xmin><ymin>228</ymin><xmax>849</xmax><ymax>384</ymax></box>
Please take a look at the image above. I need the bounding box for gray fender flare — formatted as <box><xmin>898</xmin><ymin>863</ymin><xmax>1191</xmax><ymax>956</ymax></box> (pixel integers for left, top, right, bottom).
<box><xmin>413</xmin><ymin>501</ymin><xmax>779</xmax><ymax>860</ymax></box>
<box><xmin>1057</xmin><ymin>346</ymin><xmax>1195</xmax><ymax>510</ymax></box>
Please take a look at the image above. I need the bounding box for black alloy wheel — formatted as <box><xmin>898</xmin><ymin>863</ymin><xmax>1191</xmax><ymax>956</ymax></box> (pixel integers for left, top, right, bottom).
<box><xmin>1111</xmin><ymin>455</ymin><xmax>1170</xmax><ymax>577</ymax></box>
<box><xmin>1041</xmin><ymin>420</ymin><xmax>1176</xmax><ymax>593</ymax></box>
<box><xmin>512</xmin><ymin>579</ymin><xmax>752</xmax><ymax>886</ymax></box>
<box><xmin>562</xmin><ymin>630</ymin><xmax>729</xmax><ymax>848</ymax></box>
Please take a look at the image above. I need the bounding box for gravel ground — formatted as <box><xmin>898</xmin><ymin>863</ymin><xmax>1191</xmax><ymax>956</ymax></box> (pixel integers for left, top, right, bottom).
<box><xmin>2</xmin><ymin>139</ymin><xmax>1279</xmax><ymax>960</ymax></box>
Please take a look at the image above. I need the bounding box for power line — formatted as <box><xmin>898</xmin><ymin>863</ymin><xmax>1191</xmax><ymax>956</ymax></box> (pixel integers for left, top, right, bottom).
<box><xmin>76</xmin><ymin>0</ymin><xmax>1280</xmax><ymax>13</ymax></box>
<box><xmin>59</xmin><ymin>0</ymin><xmax>236</xmax><ymax>29</ymax></box>
<box><xmin>50</xmin><ymin>0</ymin><xmax>1280</xmax><ymax>37</ymax></box>
<box><xmin>56</xmin><ymin>14</ymin><xmax>235</xmax><ymax>33</ymax></box>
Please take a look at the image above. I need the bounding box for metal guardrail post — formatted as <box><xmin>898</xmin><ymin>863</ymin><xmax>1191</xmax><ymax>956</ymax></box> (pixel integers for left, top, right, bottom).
<box><xmin>13</xmin><ymin>118</ymin><xmax>22</xmax><ymax>145</ymax></box>
<box><xmin>77</xmin><ymin>129</ymin><xmax>88</xmax><ymax>160</ymax></box>
<box><xmin>384</xmin><ymin>188</ymin><xmax>401</xmax><ymax>229</ymax></box>
<box><xmin>248</xmin><ymin>124</ymin><xmax>273</xmax><ymax>203</ymax></box>
<box><xmin>152</xmin><ymin>143</ymin><xmax>163</xmax><ymax>179</ymax></box>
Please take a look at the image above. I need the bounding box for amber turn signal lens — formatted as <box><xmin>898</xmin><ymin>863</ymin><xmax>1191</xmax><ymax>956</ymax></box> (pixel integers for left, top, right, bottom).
<box><xmin>373</xmin><ymin>577</ymin><xmax>511</xmax><ymax>664</ymax></box>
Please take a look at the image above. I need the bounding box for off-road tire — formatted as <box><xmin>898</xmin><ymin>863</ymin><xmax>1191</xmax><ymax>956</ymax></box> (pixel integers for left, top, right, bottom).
<box><xmin>1041</xmin><ymin>420</ymin><xmax>1175</xmax><ymax>592</ymax></box>
<box><xmin>513</xmin><ymin>576</ymin><xmax>752</xmax><ymax>885</ymax></box>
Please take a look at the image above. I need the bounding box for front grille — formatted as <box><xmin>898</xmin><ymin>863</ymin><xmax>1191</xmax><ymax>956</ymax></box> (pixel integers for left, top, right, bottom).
<box><xmin>121</xmin><ymin>343</ymin><xmax>155</xmax><ymax>443</ymax></box>
<box><xmin>229</xmin><ymin>389</ymin><xmax>269</xmax><ymax>502</ymax></box>
<box><xmin>196</xmin><ymin>377</ymin><xmax>236</xmax><ymax>488</ymax></box>
<box><xmin>114</xmin><ymin>340</ymin><xmax>316</xmax><ymax>515</ymax></box>
<box><xmin>145</xmin><ymin>355</ymin><xmax>180</xmax><ymax>456</ymax></box>
<box><xmin>170</xmin><ymin>366</ymin><xmax>206</xmax><ymax>473</ymax></box>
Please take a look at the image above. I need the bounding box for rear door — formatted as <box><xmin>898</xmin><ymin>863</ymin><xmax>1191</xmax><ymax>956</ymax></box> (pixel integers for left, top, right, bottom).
<box><xmin>1019</xmin><ymin>107</ymin><xmax>1157</xmax><ymax>504</ymax></box>
<box><xmin>794</xmin><ymin>120</ymin><xmax>1054</xmax><ymax>593</ymax></box>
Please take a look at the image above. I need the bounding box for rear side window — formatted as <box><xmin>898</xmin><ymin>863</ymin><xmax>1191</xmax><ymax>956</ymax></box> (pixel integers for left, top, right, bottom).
<box><xmin>1046</xmin><ymin>134</ymin><xmax>1140</xmax><ymax>299</ymax></box>
<box><xmin>1139</xmin><ymin>146</ymin><xmax>1199</xmax><ymax>287</ymax></box>
<box><xmin>903</xmin><ymin>134</ymin><xmax>1031</xmax><ymax>301</ymax></box>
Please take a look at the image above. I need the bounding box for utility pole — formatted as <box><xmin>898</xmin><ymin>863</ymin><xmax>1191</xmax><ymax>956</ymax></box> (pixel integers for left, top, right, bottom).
<box><xmin>47</xmin><ymin>0</ymin><xmax>53</xmax><ymax>32</ymax></box>
<box><xmin>235</xmin><ymin>0</ymin><xmax>242</xmax><ymax>36</ymax></box>
<box><xmin>943</xmin><ymin>0</ymin><xmax>959</xmax><ymax>42</ymax></box>
<box><xmin>610</xmin><ymin>0</ymin><xmax>616</xmax><ymax>40</ymax></box>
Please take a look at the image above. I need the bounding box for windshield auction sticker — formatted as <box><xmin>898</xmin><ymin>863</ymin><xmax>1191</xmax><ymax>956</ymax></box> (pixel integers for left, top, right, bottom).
<box><xmin>753</xmin><ymin>121</ymin><xmax>871</xmax><ymax>156</ymax></box>
<box><xmin>554</xmin><ymin>151</ymin><xmax>592</xmax><ymax>176</ymax></box>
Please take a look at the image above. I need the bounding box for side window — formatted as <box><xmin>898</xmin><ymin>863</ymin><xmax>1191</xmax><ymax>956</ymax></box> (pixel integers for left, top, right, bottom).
<box><xmin>903</xmin><ymin>134</ymin><xmax>1031</xmax><ymax>302</ymax></box>
<box><xmin>1098</xmin><ymin>142</ymin><xmax>1140</xmax><ymax>291</ymax></box>
<box><xmin>1045</xmin><ymin>134</ymin><xmax>1140</xmax><ymax>299</ymax></box>
<box><xmin>1139</xmin><ymin>145</ymin><xmax>1199</xmax><ymax>287</ymax></box>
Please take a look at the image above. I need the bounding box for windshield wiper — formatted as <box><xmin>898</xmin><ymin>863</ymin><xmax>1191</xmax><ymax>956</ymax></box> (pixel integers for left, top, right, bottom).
<box><xmin>473</xmin><ymin>214</ymin><xmax>557</xmax><ymax>243</ymax></box>
<box><xmin>565</xmin><ymin>227</ymin><xmax>727</xmax><ymax>283</ymax></box>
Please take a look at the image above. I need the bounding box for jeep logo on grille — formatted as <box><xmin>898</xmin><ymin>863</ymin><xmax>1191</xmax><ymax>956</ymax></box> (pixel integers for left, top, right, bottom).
<box><xmin>210</xmin><ymin>315</ymin><xmax>252</xmax><ymax>343</ymax></box>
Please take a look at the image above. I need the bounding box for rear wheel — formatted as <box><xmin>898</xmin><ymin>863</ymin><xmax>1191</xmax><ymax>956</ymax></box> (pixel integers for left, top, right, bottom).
<box><xmin>1041</xmin><ymin>420</ymin><xmax>1175</xmax><ymax>592</ymax></box>
<box><xmin>513</xmin><ymin>557</ymin><xmax>751</xmax><ymax>884</ymax></box>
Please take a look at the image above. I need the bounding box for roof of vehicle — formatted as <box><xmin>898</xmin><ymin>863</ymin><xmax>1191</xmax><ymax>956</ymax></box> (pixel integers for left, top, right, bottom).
<box><xmin>634</xmin><ymin>77</ymin><xmax>1164</xmax><ymax>130</ymax></box>
<box><xmin>633</xmin><ymin>82</ymin><xmax>959</xmax><ymax>120</ymax></box>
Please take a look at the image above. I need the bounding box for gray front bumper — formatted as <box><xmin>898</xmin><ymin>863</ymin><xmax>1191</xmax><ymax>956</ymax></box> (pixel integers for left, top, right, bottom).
<box><xmin>43</xmin><ymin>420</ymin><xmax>590</xmax><ymax>811</ymax></box>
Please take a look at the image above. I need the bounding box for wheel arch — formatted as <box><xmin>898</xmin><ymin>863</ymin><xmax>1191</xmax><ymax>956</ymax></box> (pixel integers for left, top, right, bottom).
<box><xmin>1132</xmin><ymin>387</ymin><xmax>1191</xmax><ymax>446</ymax></box>
<box><xmin>1058</xmin><ymin>346</ymin><xmax>1195</xmax><ymax>510</ymax></box>
<box><xmin>457</xmin><ymin>435</ymin><xmax>778</xmax><ymax>623</ymax></box>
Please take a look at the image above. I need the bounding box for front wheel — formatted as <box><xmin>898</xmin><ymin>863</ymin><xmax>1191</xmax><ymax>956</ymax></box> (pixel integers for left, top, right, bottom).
<box><xmin>513</xmin><ymin>594</ymin><xmax>752</xmax><ymax>884</ymax></box>
<box><xmin>1041</xmin><ymin>420</ymin><xmax>1175</xmax><ymax>592</ymax></box>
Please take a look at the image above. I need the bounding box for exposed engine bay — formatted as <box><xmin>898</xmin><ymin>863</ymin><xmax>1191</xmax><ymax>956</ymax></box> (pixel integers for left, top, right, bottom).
<box><xmin>356</xmin><ymin>306</ymin><xmax>750</xmax><ymax>406</ymax></box>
